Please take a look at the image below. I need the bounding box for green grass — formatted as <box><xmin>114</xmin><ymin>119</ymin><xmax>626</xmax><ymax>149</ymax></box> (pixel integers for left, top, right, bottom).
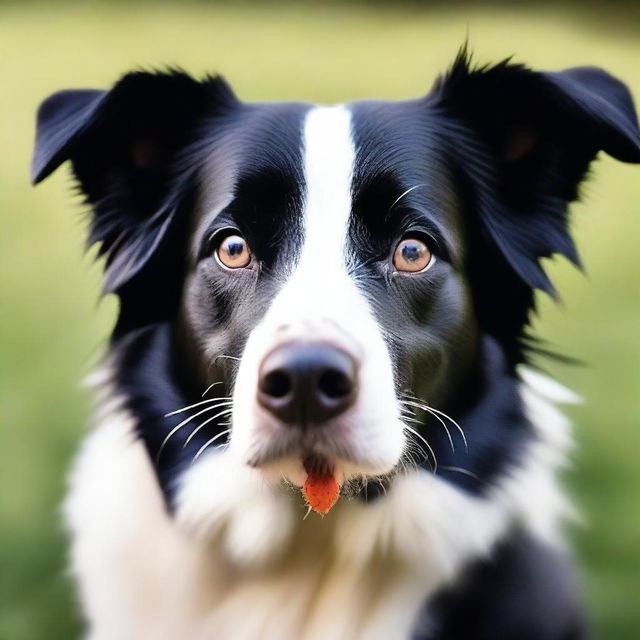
<box><xmin>1</xmin><ymin>3</ymin><xmax>638</xmax><ymax>638</ymax></box>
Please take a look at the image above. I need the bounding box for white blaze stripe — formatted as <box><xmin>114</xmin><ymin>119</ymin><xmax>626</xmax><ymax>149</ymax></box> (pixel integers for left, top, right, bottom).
<box><xmin>300</xmin><ymin>105</ymin><xmax>355</xmax><ymax>270</ymax></box>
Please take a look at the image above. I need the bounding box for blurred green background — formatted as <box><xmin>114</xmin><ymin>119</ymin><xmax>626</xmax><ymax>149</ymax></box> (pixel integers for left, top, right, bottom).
<box><xmin>1</xmin><ymin>2</ymin><xmax>638</xmax><ymax>638</ymax></box>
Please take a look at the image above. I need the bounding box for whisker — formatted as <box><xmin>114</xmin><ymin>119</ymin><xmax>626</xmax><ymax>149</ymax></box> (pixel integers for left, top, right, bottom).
<box><xmin>400</xmin><ymin>396</ymin><xmax>468</xmax><ymax>453</ymax></box>
<box><xmin>401</xmin><ymin>400</ymin><xmax>454</xmax><ymax>453</ymax></box>
<box><xmin>183</xmin><ymin>408</ymin><xmax>234</xmax><ymax>447</ymax></box>
<box><xmin>202</xmin><ymin>381</ymin><xmax>225</xmax><ymax>398</ymax></box>
<box><xmin>440</xmin><ymin>465</ymin><xmax>480</xmax><ymax>481</ymax></box>
<box><xmin>388</xmin><ymin>183</ymin><xmax>426</xmax><ymax>213</ymax></box>
<box><xmin>157</xmin><ymin>401</ymin><xmax>233</xmax><ymax>463</ymax></box>
<box><xmin>164</xmin><ymin>398</ymin><xmax>232</xmax><ymax>417</ymax></box>
<box><xmin>424</xmin><ymin>409</ymin><xmax>454</xmax><ymax>453</ymax></box>
<box><xmin>191</xmin><ymin>429</ymin><xmax>232</xmax><ymax>464</ymax></box>
<box><xmin>402</xmin><ymin>441</ymin><xmax>427</xmax><ymax>472</ymax></box>
<box><xmin>403</xmin><ymin>439</ymin><xmax>426</xmax><ymax>463</ymax></box>
<box><xmin>215</xmin><ymin>354</ymin><xmax>241</xmax><ymax>362</ymax></box>
<box><xmin>424</xmin><ymin>405</ymin><xmax>468</xmax><ymax>453</ymax></box>
<box><xmin>403</xmin><ymin>424</ymin><xmax>437</xmax><ymax>474</ymax></box>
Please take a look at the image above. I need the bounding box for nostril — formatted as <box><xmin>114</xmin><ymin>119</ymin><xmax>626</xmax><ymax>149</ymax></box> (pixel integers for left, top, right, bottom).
<box><xmin>318</xmin><ymin>369</ymin><xmax>353</xmax><ymax>399</ymax></box>
<box><xmin>260</xmin><ymin>369</ymin><xmax>292</xmax><ymax>398</ymax></box>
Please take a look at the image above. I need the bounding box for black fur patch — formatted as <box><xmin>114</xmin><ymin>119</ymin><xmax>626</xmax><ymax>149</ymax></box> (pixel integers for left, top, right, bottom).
<box><xmin>417</xmin><ymin>529</ymin><xmax>589</xmax><ymax>639</ymax></box>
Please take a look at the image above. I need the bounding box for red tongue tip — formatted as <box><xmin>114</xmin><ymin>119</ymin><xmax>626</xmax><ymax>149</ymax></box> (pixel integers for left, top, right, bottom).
<box><xmin>302</xmin><ymin>459</ymin><xmax>340</xmax><ymax>514</ymax></box>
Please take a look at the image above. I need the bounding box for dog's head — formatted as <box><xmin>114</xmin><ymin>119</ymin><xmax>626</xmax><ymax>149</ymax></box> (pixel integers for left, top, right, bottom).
<box><xmin>33</xmin><ymin>53</ymin><xmax>639</xmax><ymax>521</ymax></box>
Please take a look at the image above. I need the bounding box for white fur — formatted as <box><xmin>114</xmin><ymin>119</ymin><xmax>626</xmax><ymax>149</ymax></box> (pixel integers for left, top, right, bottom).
<box><xmin>66</xmin><ymin>367</ymin><xmax>574</xmax><ymax>639</ymax></box>
<box><xmin>519</xmin><ymin>367</ymin><xmax>583</xmax><ymax>406</ymax></box>
<box><xmin>229</xmin><ymin>105</ymin><xmax>404</xmax><ymax>484</ymax></box>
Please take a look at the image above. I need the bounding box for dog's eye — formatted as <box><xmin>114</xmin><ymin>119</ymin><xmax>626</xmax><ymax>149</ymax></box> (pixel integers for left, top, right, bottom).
<box><xmin>215</xmin><ymin>234</ymin><xmax>252</xmax><ymax>269</ymax></box>
<box><xmin>392</xmin><ymin>237</ymin><xmax>433</xmax><ymax>273</ymax></box>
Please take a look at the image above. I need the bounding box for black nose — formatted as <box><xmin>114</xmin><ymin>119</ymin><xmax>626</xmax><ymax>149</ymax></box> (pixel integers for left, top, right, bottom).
<box><xmin>257</xmin><ymin>343</ymin><xmax>357</xmax><ymax>427</ymax></box>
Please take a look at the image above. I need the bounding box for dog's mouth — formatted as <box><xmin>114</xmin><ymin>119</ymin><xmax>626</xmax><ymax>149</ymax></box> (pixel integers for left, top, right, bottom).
<box><xmin>243</xmin><ymin>451</ymin><xmax>340</xmax><ymax>514</ymax></box>
<box><xmin>244</xmin><ymin>430</ymin><xmax>399</xmax><ymax>514</ymax></box>
<box><xmin>246</xmin><ymin>442</ymin><xmax>346</xmax><ymax>514</ymax></box>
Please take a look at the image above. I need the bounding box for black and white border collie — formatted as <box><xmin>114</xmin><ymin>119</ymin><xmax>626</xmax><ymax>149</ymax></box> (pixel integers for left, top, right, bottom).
<box><xmin>32</xmin><ymin>50</ymin><xmax>639</xmax><ymax>639</ymax></box>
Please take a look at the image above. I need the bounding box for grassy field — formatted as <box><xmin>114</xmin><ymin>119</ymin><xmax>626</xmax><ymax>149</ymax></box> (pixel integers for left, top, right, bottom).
<box><xmin>1</xmin><ymin>2</ymin><xmax>638</xmax><ymax>638</ymax></box>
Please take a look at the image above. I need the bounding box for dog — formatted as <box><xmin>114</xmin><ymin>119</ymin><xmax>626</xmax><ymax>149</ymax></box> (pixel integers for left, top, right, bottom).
<box><xmin>32</xmin><ymin>49</ymin><xmax>639</xmax><ymax>639</ymax></box>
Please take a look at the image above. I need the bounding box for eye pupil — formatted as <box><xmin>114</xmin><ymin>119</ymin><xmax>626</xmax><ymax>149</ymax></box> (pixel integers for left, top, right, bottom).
<box><xmin>401</xmin><ymin>243</ymin><xmax>422</xmax><ymax>262</ymax></box>
<box><xmin>227</xmin><ymin>240</ymin><xmax>244</xmax><ymax>256</ymax></box>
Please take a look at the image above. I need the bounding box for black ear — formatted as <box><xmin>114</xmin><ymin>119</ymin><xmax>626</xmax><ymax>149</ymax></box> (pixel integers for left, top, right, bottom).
<box><xmin>432</xmin><ymin>51</ymin><xmax>640</xmax><ymax>293</ymax></box>
<box><xmin>32</xmin><ymin>89</ymin><xmax>106</xmax><ymax>184</ymax></box>
<box><xmin>32</xmin><ymin>70</ymin><xmax>237</xmax><ymax>298</ymax></box>
<box><xmin>429</xmin><ymin>51</ymin><xmax>640</xmax><ymax>362</ymax></box>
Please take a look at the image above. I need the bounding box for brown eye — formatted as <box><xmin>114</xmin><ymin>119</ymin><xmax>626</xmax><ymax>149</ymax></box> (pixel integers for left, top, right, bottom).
<box><xmin>392</xmin><ymin>237</ymin><xmax>433</xmax><ymax>273</ymax></box>
<box><xmin>215</xmin><ymin>234</ymin><xmax>252</xmax><ymax>269</ymax></box>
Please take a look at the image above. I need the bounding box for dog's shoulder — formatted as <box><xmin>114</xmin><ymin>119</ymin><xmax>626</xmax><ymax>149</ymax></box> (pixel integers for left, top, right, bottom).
<box><xmin>424</xmin><ymin>530</ymin><xmax>590</xmax><ymax>640</ymax></box>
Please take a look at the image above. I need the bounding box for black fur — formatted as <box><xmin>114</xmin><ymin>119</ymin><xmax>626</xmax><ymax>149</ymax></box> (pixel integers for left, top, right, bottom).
<box><xmin>420</xmin><ymin>529</ymin><xmax>589</xmax><ymax>639</ymax></box>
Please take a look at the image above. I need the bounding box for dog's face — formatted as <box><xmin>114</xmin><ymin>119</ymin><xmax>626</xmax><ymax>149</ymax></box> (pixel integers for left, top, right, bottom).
<box><xmin>33</xmin><ymin>54</ymin><xmax>640</xmax><ymax>514</ymax></box>
<box><xmin>180</xmin><ymin>101</ymin><xmax>477</xmax><ymax>490</ymax></box>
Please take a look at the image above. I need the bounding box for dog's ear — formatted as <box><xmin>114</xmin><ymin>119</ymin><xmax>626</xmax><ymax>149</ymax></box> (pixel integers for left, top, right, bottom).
<box><xmin>431</xmin><ymin>50</ymin><xmax>640</xmax><ymax>294</ymax></box>
<box><xmin>32</xmin><ymin>71</ymin><xmax>236</xmax><ymax>297</ymax></box>
<box><xmin>429</xmin><ymin>51</ymin><xmax>640</xmax><ymax>361</ymax></box>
